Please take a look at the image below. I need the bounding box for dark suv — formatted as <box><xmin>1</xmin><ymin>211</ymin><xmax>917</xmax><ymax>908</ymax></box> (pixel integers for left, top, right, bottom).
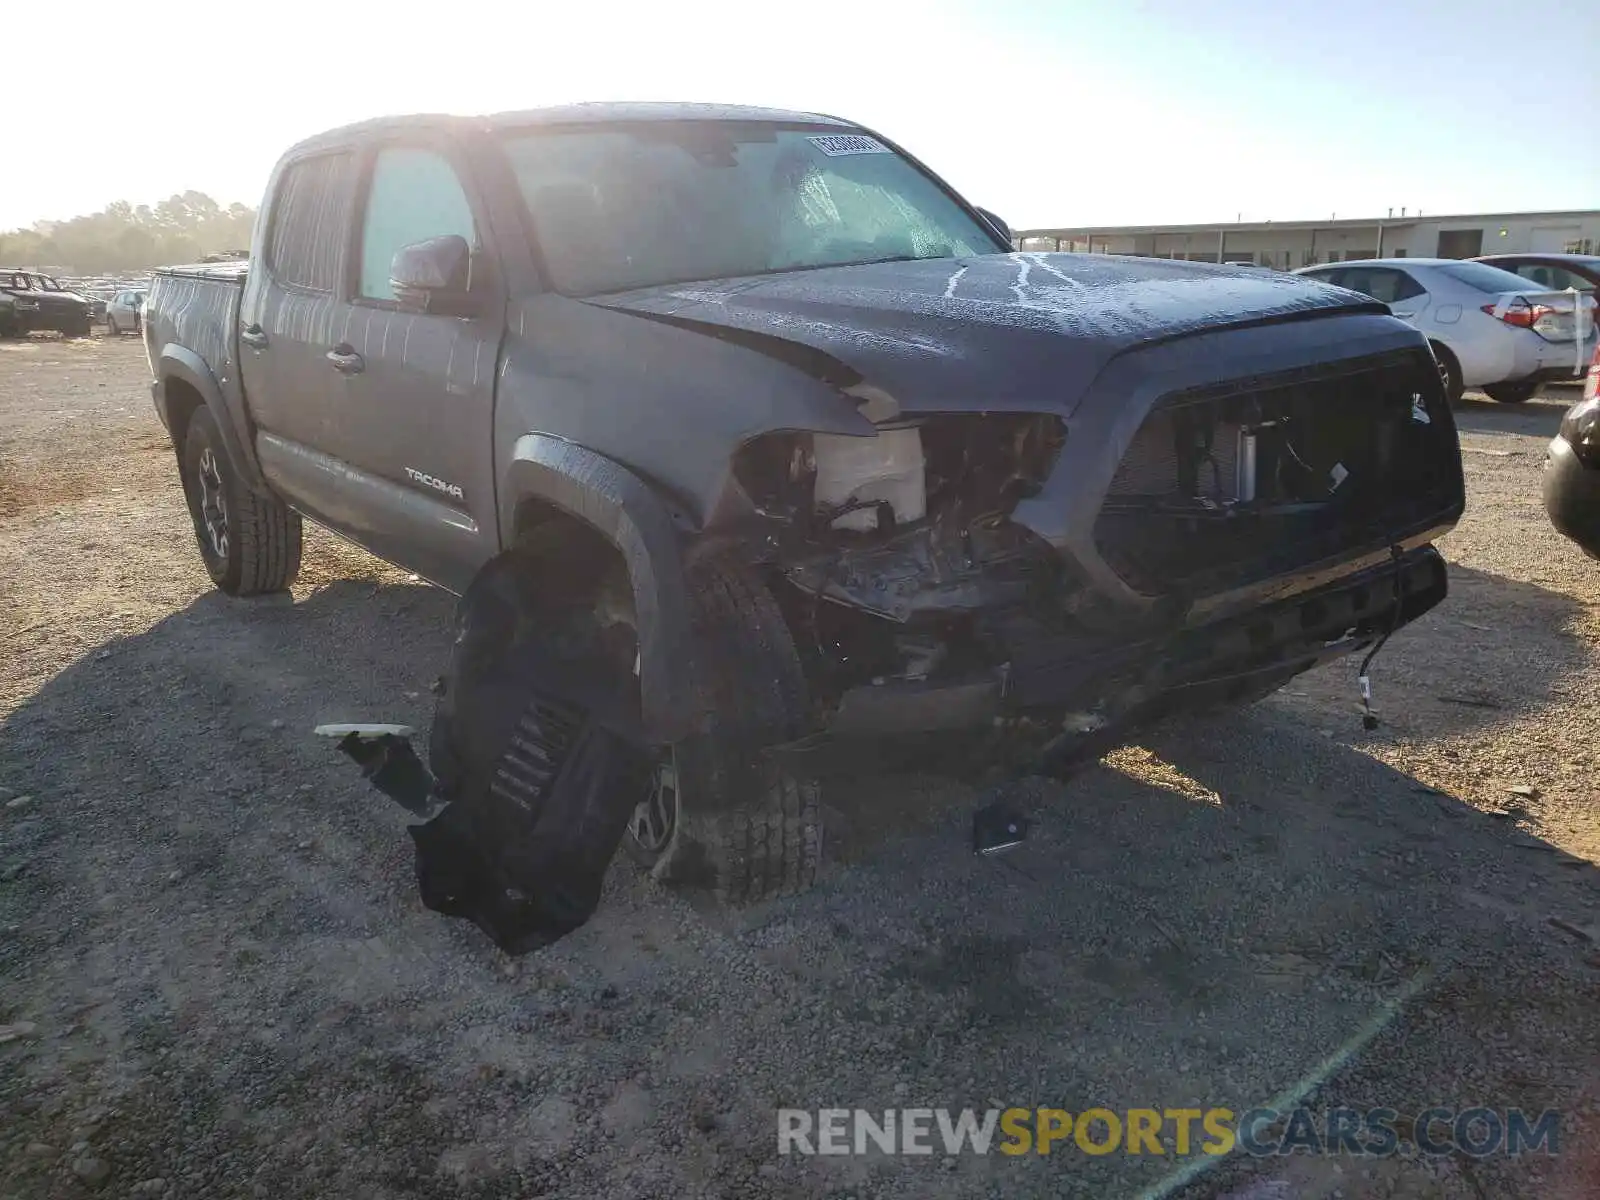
<box><xmin>0</xmin><ymin>269</ymin><xmax>92</xmax><ymax>337</ymax></box>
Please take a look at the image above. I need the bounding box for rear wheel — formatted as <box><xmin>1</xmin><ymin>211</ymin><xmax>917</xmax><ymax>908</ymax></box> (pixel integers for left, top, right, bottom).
<box><xmin>180</xmin><ymin>407</ymin><xmax>302</xmax><ymax>595</ymax></box>
<box><xmin>1429</xmin><ymin>341</ymin><xmax>1464</xmax><ymax>405</ymax></box>
<box><xmin>1484</xmin><ymin>380</ymin><xmax>1538</xmax><ymax>404</ymax></box>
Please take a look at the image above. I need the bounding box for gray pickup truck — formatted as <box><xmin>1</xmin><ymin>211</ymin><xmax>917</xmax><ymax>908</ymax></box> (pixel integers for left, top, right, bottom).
<box><xmin>144</xmin><ymin>102</ymin><xmax>1466</xmax><ymax>922</ymax></box>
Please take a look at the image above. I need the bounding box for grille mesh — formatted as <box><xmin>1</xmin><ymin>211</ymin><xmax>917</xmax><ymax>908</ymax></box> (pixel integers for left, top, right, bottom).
<box><xmin>1107</xmin><ymin>410</ymin><xmax>1242</xmax><ymax>501</ymax></box>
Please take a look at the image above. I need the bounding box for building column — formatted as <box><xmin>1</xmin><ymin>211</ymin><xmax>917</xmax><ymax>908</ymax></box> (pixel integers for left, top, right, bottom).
<box><xmin>1218</xmin><ymin>229</ymin><xmax>1226</xmax><ymax>264</ymax></box>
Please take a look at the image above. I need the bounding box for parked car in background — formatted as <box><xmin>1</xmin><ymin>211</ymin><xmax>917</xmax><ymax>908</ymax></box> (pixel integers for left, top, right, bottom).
<box><xmin>0</xmin><ymin>269</ymin><xmax>93</xmax><ymax>338</ymax></box>
<box><xmin>1293</xmin><ymin>258</ymin><xmax>1597</xmax><ymax>403</ymax></box>
<box><xmin>1544</xmin><ymin>342</ymin><xmax>1600</xmax><ymax>556</ymax></box>
<box><xmin>1474</xmin><ymin>253</ymin><xmax>1600</xmax><ymax>300</ymax></box>
<box><xmin>106</xmin><ymin>289</ymin><xmax>146</xmax><ymax>336</ymax></box>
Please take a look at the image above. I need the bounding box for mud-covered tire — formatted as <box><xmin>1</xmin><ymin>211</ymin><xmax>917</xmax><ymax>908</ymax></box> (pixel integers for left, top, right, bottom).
<box><xmin>180</xmin><ymin>407</ymin><xmax>302</xmax><ymax>596</ymax></box>
<box><xmin>627</xmin><ymin>556</ymin><xmax>822</xmax><ymax>902</ymax></box>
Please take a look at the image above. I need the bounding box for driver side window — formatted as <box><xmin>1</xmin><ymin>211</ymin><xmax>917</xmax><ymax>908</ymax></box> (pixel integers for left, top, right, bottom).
<box><xmin>358</xmin><ymin>147</ymin><xmax>477</xmax><ymax>303</ymax></box>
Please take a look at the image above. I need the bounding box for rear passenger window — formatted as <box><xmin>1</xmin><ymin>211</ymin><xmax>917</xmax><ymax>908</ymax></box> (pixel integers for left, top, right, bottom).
<box><xmin>266</xmin><ymin>153</ymin><xmax>355</xmax><ymax>292</ymax></box>
<box><xmin>1389</xmin><ymin>270</ymin><xmax>1426</xmax><ymax>302</ymax></box>
<box><xmin>358</xmin><ymin>147</ymin><xmax>477</xmax><ymax>303</ymax></box>
<box><xmin>1335</xmin><ymin>268</ymin><xmax>1420</xmax><ymax>304</ymax></box>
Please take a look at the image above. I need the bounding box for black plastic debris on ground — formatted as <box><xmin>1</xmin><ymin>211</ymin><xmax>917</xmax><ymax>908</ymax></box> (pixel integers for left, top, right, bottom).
<box><xmin>332</xmin><ymin>553</ymin><xmax>653</xmax><ymax>956</ymax></box>
<box><xmin>972</xmin><ymin>799</ymin><xmax>1030</xmax><ymax>855</ymax></box>
<box><xmin>333</xmin><ymin>730</ymin><xmax>434</xmax><ymax>815</ymax></box>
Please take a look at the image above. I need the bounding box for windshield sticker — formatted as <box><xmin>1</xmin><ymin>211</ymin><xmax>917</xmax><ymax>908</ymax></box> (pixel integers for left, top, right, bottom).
<box><xmin>809</xmin><ymin>134</ymin><xmax>890</xmax><ymax>157</ymax></box>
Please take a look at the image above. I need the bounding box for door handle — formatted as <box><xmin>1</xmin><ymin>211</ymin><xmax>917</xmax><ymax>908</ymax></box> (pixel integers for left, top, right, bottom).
<box><xmin>326</xmin><ymin>344</ymin><xmax>365</xmax><ymax>375</ymax></box>
<box><xmin>240</xmin><ymin>324</ymin><xmax>269</xmax><ymax>350</ymax></box>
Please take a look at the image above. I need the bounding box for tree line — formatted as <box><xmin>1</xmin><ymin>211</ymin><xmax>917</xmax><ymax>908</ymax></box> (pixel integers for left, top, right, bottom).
<box><xmin>0</xmin><ymin>193</ymin><xmax>256</xmax><ymax>274</ymax></box>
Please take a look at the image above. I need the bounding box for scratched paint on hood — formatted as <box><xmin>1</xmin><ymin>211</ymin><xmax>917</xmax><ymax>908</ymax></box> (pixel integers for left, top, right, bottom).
<box><xmin>591</xmin><ymin>252</ymin><xmax>1379</xmax><ymax>416</ymax></box>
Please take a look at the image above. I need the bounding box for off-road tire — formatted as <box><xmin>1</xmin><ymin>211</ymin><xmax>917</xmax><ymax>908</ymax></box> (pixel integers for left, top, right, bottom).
<box><xmin>180</xmin><ymin>407</ymin><xmax>302</xmax><ymax>596</ymax></box>
<box><xmin>1484</xmin><ymin>380</ymin><xmax>1538</xmax><ymax>404</ymax></box>
<box><xmin>1429</xmin><ymin>342</ymin><xmax>1464</xmax><ymax>405</ymax></box>
<box><xmin>626</xmin><ymin>556</ymin><xmax>822</xmax><ymax>902</ymax></box>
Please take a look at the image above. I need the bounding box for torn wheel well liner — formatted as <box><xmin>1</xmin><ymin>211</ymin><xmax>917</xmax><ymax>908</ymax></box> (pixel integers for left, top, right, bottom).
<box><xmin>500</xmin><ymin>434</ymin><xmax>701</xmax><ymax>744</ymax></box>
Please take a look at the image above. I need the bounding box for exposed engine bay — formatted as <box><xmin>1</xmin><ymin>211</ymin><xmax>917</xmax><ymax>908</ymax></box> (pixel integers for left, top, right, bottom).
<box><xmin>724</xmin><ymin>347</ymin><xmax>1461</xmax><ymax>738</ymax></box>
<box><xmin>730</xmin><ymin>414</ymin><xmax>1064</xmax><ymax>704</ymax></box>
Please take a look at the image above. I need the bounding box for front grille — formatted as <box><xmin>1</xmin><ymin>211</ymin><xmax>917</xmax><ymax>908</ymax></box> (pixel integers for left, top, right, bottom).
<box><xmin>1094</xmin><ymin>349</ymin><xmax>1461</xmax><ymax>597</ymax></box>
<box><xmin>1106</xmin><ymin>408</ymin><xmax>1241</xmax><ymax>501</ymax></box>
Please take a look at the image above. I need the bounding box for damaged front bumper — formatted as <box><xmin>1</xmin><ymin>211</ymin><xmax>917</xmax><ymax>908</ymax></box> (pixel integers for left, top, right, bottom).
<box><xmin>774</xmin><ymin>545</ymin><xmax>1448</xmax><ymax>762</ymax></box>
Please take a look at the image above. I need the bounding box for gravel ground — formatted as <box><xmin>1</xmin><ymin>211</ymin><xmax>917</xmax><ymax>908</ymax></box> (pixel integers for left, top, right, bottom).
<box><xmin>1</xmin><ymin>335</ymin><xmax>1597</xmax><ymax>1200</ymax></box>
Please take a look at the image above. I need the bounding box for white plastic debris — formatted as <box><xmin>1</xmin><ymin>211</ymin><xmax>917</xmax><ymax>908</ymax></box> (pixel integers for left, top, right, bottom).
<box><xmin>313</xmin><ymin>723</ymin><xmax>415</xmax><ymax>740</ymax></box>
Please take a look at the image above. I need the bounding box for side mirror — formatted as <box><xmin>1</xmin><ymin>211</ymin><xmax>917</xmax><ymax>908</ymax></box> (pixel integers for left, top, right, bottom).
<box><xmin>391</xmin><ymin>235</ymin><xmax>477</xmax><ymax>316</ymax></box>
<box><xmin>974</xmin><ymin>207</ymin><xmax>1014</xmax><ymax>248</ymax></box>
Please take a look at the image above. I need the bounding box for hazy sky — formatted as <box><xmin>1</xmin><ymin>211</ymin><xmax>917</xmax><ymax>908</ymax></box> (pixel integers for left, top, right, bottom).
<box><xmin>10</xmin><ymin>0</ymin><xmax>1597</xmax><ymax>232</ymax></box>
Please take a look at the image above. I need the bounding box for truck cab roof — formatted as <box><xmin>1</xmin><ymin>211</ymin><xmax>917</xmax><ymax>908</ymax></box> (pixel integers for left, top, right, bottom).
<box><xmin>289</xmin><ymin>102</ymin><xmax>852</xmax><ymax>156</ymax></box>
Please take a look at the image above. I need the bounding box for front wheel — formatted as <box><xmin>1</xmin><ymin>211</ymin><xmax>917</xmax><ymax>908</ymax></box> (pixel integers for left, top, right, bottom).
<box><xmin>620</xmin><ymin>557</ymin><xmax>822</xmax><ymax>902</ymax></box>
<box><xmin>180</xmin><ymin>407</ymin><xmax>302</xmax><ymax>595</ymax></box>
<box><xmin>1484</xmin><ymin>380</ymin><xmax>1539</xmax><ymax>404</ymax></box>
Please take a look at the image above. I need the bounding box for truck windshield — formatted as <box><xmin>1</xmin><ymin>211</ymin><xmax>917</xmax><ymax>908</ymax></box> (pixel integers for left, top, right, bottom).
<box><xmin>501</xmin><ymin>122</ymin><xmax>999</xmax><ymax>296</ymax></box>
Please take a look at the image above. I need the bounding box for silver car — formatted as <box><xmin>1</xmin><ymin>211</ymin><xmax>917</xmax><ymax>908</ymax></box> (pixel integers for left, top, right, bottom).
<box><xmin>105</xmin><ymin>289</ymin><xmax>146</xmax><ymax>336</ymax></box>
<box><xmin>1293</xmin><ymin>258</ymin><xmax>1596</xmax><ymax>403</ymax></box>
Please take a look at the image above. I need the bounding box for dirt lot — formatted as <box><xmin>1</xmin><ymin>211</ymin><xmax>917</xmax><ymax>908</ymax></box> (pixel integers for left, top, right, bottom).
<box><xmin>2</xmin><ymin>335</ymin><xmax>1598</xmax><ymax>1200</ymax></box>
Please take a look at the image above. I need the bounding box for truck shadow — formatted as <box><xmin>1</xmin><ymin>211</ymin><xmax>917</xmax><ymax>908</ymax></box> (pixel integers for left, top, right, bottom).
<box><xmin>1453</xmin><ymin>386</ymin><xmax>1576</xmax><ymax>438</ymax></box>
<box><xmin>1</xmin><ymin>563</ymin><xmax>1595</xmax><ymax>1198</ymax></box>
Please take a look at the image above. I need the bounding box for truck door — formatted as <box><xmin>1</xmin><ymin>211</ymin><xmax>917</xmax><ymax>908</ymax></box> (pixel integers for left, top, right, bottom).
<box><xmin>236</xmin><ymin>147</ymin><xmax>362</xmax><ymax>529</ymax></box>
<box><xmin>321</xmin><ymin>140</ymin><xmax>503</xmax><ymax>590</ymax></box>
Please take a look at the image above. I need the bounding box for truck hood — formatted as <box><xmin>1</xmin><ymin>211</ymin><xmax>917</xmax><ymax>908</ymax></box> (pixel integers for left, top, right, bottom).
<box><xmin>589</xmin><ymin>252</ymin><xmax>1383</xmax><ymax>417</ymax></box>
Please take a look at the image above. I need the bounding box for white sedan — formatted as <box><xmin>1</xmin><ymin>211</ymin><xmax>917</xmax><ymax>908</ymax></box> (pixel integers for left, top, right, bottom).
<box><xmin>1293</xmin><ymin>258</ymin><xmax>1596</xmax><ymax>403</ymax></box>
<box><xmin>105</xmin><ymin>289</ymin><xmax>146</xmax><ymax>337</ymax></box>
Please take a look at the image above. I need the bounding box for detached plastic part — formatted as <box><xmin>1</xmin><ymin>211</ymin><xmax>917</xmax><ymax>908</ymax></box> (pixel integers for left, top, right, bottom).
<box><xmin>332</xmin><ymin>731</ymin><xmax>435</xmax><ymax>815</ymax></box>
<box><xmin>412</xmin><ymin>552</ymin><xmax>653</xmax><ymax>956</ymax></box>
<box><xmin>972</xmin><ymin>800</ymin><xmax>1031</xmax><ymax>855</ymax></box>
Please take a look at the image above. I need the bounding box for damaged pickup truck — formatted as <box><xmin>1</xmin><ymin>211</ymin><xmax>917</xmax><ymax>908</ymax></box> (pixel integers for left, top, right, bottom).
<box><xmin>144</xmin><ymin>103</ymin><xmax>1465</xmax><ymax>935</ymax></box>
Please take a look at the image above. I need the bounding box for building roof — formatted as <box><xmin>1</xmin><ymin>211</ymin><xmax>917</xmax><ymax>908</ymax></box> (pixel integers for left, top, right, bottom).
<box><xmin>1019</xmin><ymin>209</ymin><xmax>1600</xmax><ymax>239</ymax></box>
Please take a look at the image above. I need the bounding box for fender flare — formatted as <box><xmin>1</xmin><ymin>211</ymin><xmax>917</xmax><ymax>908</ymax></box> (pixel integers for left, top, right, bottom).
<box><xmin>500</xmin><ymin>435</ymin><xmax>700</xmax><ymax>745</ymax></box>
<box><xmin>156</xmin><ymin>344</ymin><xmax>268</xmax><ymax>491</ymax></box>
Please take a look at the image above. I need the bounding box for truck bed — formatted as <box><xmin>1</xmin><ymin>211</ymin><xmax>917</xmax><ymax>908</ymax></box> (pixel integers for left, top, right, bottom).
<box><xmin>154</xmin><ymin>261</ymin><xmax>250</xmax><ymax>284</ymax></box>
<box><xmin>145</xmin><ymin>263</ymin><xmax>249</xmax><ymax>453</ymax></box>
